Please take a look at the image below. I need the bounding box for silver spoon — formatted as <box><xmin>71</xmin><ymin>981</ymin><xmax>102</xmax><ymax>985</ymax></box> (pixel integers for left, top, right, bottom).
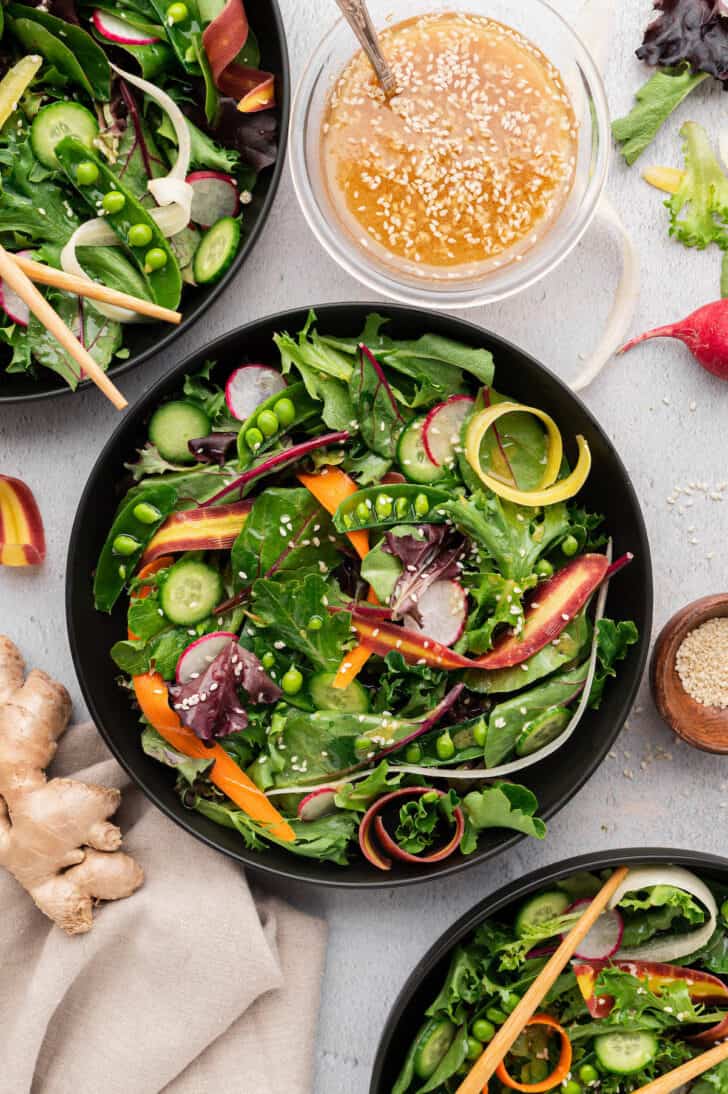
<box><xmin>334</xmin><ymin>0</ymin><xmax>398</xmax><ymax>96</ymax></box>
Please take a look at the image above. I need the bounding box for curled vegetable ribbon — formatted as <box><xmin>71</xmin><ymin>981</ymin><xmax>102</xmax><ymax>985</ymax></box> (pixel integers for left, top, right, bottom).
<box><xmin>0</xmin><ymin>474</ymin><xmax>45</xmax><ymax>566</ymax></box>
<box><xmin>465</xmin><ymin>402</ymin><xmax>591</xmax><ymax>506</ymax></box>
<box><xmin>202</xmin><ymin>0</ymin><xmax>275</xmax><ymax>112</ymax></box>
<box><xmin>358</xmin><ymin>787</ymin><xmax>464</xmax><ymax>871</ymax></box>
<box><xmin>493</xmin><ymin>1014</ymin><xmax>572</xmax><ymax>1093</ymax></box>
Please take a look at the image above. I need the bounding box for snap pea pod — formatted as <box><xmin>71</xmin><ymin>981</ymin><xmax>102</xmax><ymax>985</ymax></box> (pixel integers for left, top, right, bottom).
<box><xmin>94</xmin><ymin>485</ymin><xmax>178</xmax><ymax>612</ymax></box>
<box><xmin>236</xmin><ymin>382</ymin><xmax>320</xmax><ymax>466</ymax></box>
<box><xmin>332</xmin><ymin>484</ymin><xmax>451</xmax><ymax>532</ymax></box>
<box><xmin>147</xmin><ymin>0</ymin><xmax>202</xmax><ymax>72</ymax></box>
<box><xmin>54</xmin><ymin>137</ymin><xmax>182</xmax><ymax>310</ymax></box>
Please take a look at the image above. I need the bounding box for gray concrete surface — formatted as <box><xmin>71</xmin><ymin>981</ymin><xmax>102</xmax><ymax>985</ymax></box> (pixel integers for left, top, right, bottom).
<box><xmin>1</xmin><ymin>1</ymin><xmax>728</xmax><ymax>1091</ymax></box>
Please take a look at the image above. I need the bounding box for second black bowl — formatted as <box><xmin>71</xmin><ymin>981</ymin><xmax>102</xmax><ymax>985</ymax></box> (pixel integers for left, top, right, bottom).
<box><xmin>67</xmin><ymin>303</ymin><xmax>653</xmax><ymax>887</ymax></box>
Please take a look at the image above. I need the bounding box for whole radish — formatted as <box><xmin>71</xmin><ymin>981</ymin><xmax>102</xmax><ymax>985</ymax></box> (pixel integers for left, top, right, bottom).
<box><xmin>620</xmin><ymin>300</ymin><xmax>728</xmax><ymax>380</ymax></box>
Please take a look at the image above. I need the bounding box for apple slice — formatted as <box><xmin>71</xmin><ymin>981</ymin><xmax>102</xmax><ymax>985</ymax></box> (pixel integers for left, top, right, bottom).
<box><xmin>0</xmin><ymin>475</ymin><xmax>45</xmax><ymax>566</ymax></box>
<box><xmin>574</xmin><ymin>959</ymin><xmax>728</xmax><ymax>1019</ymax></box>
<box><xmin>475</xmin><ymin>554</ymin><xmax>609</xmax><ymax>670</ymax></box>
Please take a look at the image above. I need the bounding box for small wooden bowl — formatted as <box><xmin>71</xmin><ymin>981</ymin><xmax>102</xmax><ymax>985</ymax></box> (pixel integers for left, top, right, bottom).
<box><xmin>651</xmin><ymin>594</ymin><xmax>728</xmax><ymax>753</ymax></box>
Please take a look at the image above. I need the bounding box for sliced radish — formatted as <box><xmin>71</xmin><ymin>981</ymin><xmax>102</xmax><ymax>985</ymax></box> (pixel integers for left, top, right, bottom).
<box><xmin>297</xmin><ymin>787</ymin><xmax>337</xmax><ymax>821</ymax></box>
<box><xmin>225</xmin><ymin>365</ymin><xmax>286</xmax><ymax>422</ymax></box>
<box><xmin>187</xmin><ymin>171</ymin><xmax>240</xmax><ymax>230</ymax></box>
<box><xmin>92</xmin><ymin>10</ymin><xmax>159</xmax><ymax>45</ymax></box>
<box><xmin>176</xmin><ymin>631</ymin><xmax>237</xmax><ymax>684</ymax></box>
<box><xmin>404</xmin><ymin>580</ymin><xmax>467</xmax><ymax>648</ymax></box>
<box><xmin>566</xmin><ymin>899</ymin><xmax>624</xmax><ymax>960</ymax></box>
<box><xmin>0</xmin><ymin>250</ymin><xmax>32</xmax><ymax>327</ymax></box>
<box><xmin>423</xmin><ymin>395</ymin><xmax>474</xmax><ymax>467</ymax></box>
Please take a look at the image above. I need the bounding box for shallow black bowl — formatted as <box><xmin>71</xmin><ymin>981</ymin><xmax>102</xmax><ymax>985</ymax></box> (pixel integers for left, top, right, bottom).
<box><xmin>67</xmin><ymin>303</ymin><xmax>653</xmax><ymax>887</ymax></box>
<box><xmin>0</xmin><ymin>0</ymin><xmax>289</xmax><ymax>403</ymax></box>
<box><xmin>370</xmin><ymin>848</ymin><xmax>728</xmax><ymax>1091</ymax></box>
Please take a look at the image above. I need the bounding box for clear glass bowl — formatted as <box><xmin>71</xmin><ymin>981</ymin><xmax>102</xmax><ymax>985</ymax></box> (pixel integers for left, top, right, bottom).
<box><xmin>289</xmin><ymin>0</ymin><xmax>610</xmax><ymax>309</ymax></box>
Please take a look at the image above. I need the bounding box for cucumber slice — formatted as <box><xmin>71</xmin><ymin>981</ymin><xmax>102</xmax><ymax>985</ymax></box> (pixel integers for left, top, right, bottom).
<box><xmin>31</xmin><ymin>102</ymin><xmax>99</xmax><ymax>168</ymax></box>
<box><xmin>397</xmin><ymin>417</ymin><xmax>447</xmax><ymax>484</ymax></box>
<box><xmin>514</xmin><ymin>890</ymin><xmax>571</xmax><ymax>938</ymax></box>
<box><xmin>594</xmin><ymin>1032</ymin><xmax>658</xmax><ymax>1075</ymax></box>
<box><xmin>193</xmin><ymin>216</ymin><xmax>240</xmax><ymax>285</ymax></box>
<box><xmin>160</xmin><ymin>559</ymin><xmax>223</xmax><ymax>626</ymax></box>
<box><xmin>148</xmin><ymin>400</ymin><xmax>211</xmax><ymax>464</ymax></box>
<box><xmin>413</xmin><ymin>1017</ymin><xmax>456</xmax><ymax>1080</ymax></box>
<box><xmin>515</xmin><ymin>707</ymin><xmax>571</xmax><ymax>757</ymax></box>
<box><xmin>309</xmin><ymin>671</ymin><xmax>369</xmax><ymax>713</ymax></box>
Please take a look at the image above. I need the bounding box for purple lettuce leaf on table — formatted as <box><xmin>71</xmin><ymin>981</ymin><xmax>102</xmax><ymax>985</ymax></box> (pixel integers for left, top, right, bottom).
<box><xmin>637</xmin><ymin>0</ymin><xmax>728</xmax><ymax>82</ymax></box>
<box><xmin>170</xmin><ymin>640</ymin><xmax>281</xmax><ymax>741</ymax></box>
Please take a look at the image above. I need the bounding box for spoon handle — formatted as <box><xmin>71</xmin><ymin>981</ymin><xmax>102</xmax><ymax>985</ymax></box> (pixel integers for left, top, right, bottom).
<box><xmin>334</xmin><ymin>0</ymin><xmax>397</xmax><ymax>96</ymax></box>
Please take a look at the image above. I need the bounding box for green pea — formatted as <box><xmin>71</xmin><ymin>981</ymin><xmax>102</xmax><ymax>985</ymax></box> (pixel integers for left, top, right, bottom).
<box><xmin>563</xmin><ymin>1082</ymin><xmax>582</xmax><ymax>1094</ymax></box>
<box><xmin>355</xmin><ymin>734</ymin><xmax>372</xmax><ymax>752</ymax></box>
<box><xmin>274</xmin><ymin>397</ymin><xmax>295</xmax><ymax>427</ymax></box>
<box><xmin>471</xmin><ymin>1019</ymin><xmax>495</xmax><ymax>1043</ymax></box>
<box><xmin>404</xmin><ymin>743</ymin><xmax>422</xmax><ymax>762</ymax></box>
<box><xmin>528</xmin><ymin>1061</ymin><xmax>550</xmax><ymax>1083</ymax></box>
<box><xmin>261</xmin><ymin>652</ymin><xmax>275</xmax><ymax>669</ymax></box>
<box><xmin>75</xmin><ymin>160</ymin><xmax>99</xmax><ymax>185</ymax></box>
<box><xmin>395</xmin><ymin>496</ymin><xmax>409</xmax><ymax>518</ymax></box>
<box><xmin>307</xmin><ymin>615</ymin><xmax>323</xmax><ymax>631</ymax></box>
<box><xmin>112</xmin><ymin>533</ymin><xmax>140</xmax><ymax>556</ymax></box>
<box><xmin>435</xmin><ymin>730</ymin><xmax>455</xmax><ymax>761</ymax></box>
<box><xmin>535</xmin><ymin>558</ymin><xmax>554</xmax><ymax>578</ymax></box>
<box><xmin>145</xmin><ymin>247</ymin><xmax>167</xmax><ymax>272</ymax></box>
<box><xmin>414</xmin><ymin>493</ymin><xmax>430</xmax><ymax>517</ymax></box>
<box><xmin>466</xmin><ymin>1037</ymin><xmax>483</xmax><ymax>1061</ymax></box>
<box><xmin>485</xmin><ymin>1007</ymin><xmax>507</xmax><ymax>1025</ymax></box>
<box><xmin>118</xmin><ymin>564</ymin><xmax>127</xmax><ymax>580</ymax></box>
<box><xmin>166</xmin><ymin>0</ymin><xmax>188</xmax><ymax>21</ymax></box>
<box><xmin>375</xmin><ymin>493</ymin><xmax>393</xmax><ymax>518</ymax></box>
<box><xmin>342</xmin><ymin>513</ymin><xmax>354</xmax><ymax>529</ymax></box>
<box><xmin>422</xmin><ymin>790</ymin><xmax>440</xmax><ymax>804</ymax></box>
<box><xmin>281</xmin><ymin>666</ymin><xmax>303</xmax><ymax>695</ymax></box>
<box><xmin>355</xmin><ymin>501</ymin><xmax>371</xmax><ymax>522</ymax></box>
<box><xmin>102</xmin><ymin>189</ymin><xmax>125</xmax><ymax>214</ymax></box>
<box><xmin>245</xmin><ymin>427</ymin><xmax>264</xmax><ymax>451</ymax></box>
<box><xmin>133</xmin><ymin>501</ymin><xmax>161</xmax><ymax>525</ymax></box>
<box><xmin>128</xmin><ymin>223</ymin><xmax>153</xmax><ymax>248</ymax></box>
<box><xmin>579</xmin><ymin>1066</ymin><xmax>599</xmax><ymax>1084</ymax></box>
<box><xmin>257</xmin><ymin>409</ymin><xmax>279</xmax><ymax>437</ymax></box>
<box><xmin>562</xmin><ymin>534</ymin><xmax>579</xmax><ymax>557</ymax></box>
<box><xmin>501</xmin><ymin>991</ymin><xmax>520</xmax><ymax>1013</ymax></box>
<box><xmin>472</xmin><ymin>718</ymin><xmax>486</xmax><ymax>747</ymax></box>
<box><xmin>272</xmin><ymin>396</ymin><xmax>295</xmax><ymax>424</ymax></box>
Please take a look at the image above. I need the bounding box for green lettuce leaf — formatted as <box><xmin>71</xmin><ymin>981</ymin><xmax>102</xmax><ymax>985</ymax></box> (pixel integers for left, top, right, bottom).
<box><xmin>612</xmin><ymin>66</ymin><xmax>708</xmax><ymax>165</ymax></box>
<box><xmin>668</xmin><ymin>121</ymin><xmax>728</xmax><ymax>250</ymax></box>
<box><xmin>231</xmin><ymin>487</ymin><xmax>340</xmax><ymax>587</ymax></box>
<box><xmin>141</xmin><ymin>726</ymin><xmax>214</xmax><ymax>784</ymax></box>
<box><xmin>251</xmin><ymin>574</ymin><xmax>353</xmax><ymax>672</ymax></box>
<box><xmin>588</xmin><ymin>618</ymin><xmax>639</xmax><ymax>708</ymax></box>
<box><xmin>460</xmin><ymin>782</ymin><xmax>546</xmax><ymax>855</ymax></box>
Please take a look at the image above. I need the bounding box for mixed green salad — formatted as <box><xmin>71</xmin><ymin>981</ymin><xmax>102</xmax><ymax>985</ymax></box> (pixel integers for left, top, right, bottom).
<box><xmin>0</xmin><ymin>0</ymin><xmax>278</xmax><ymax>389</ymax></box>
<box><xmin>391</xmin><ymin>864</ymin><xmax>728</xmax><ymax>1093</ymax></box>
<box><xmin>94</xmin><ymin>312</ymin><xmax>639</xmax><ymax>870</ymax></box>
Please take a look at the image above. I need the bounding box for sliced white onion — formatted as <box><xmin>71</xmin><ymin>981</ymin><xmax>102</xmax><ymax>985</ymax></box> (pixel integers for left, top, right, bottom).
<box><xmin>609</xmin><ymin>865</ymin><xmax>718</xmax><ymax>962</ymax></box>
<box><xmin>59</xmin><ymin>64</ymin><xmax>194</xmax><ymax>322</ymax></box>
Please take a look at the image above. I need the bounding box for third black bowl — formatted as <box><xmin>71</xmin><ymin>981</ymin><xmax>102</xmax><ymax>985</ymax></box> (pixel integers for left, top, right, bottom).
<box><xmin>67</xmin><ymin>303</ymin><xmax>652</xmax><ymax>887</ymax></box>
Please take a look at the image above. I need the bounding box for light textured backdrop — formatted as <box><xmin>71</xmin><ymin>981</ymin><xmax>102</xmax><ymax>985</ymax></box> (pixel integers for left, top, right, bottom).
<box><xmin>1</xmin><ymin>1</ymin><xmax>727</xmax><ymax>1091</ymax></box>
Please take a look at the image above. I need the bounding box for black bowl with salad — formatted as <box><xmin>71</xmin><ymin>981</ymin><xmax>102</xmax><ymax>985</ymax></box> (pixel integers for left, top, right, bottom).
<box><xmin>0</xmin><ymin>0</ymin><xmax>288</xmax><ymax>401</ymax></box>
<box><xmin>66</xmin><ymin>304</ymin><xmax>652</xmax><ymax>886</ymax></box>
<box><xmin>371</xmin><ymin>849</ymin><xmax>728</xmax><ymax>1093</ymax></box>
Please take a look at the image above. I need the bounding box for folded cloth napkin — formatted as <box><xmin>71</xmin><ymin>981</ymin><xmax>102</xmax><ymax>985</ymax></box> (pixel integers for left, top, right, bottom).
<box><xmin>0</xmin><ymin>721</ymin><xmax>327</xmax><ymax>1094</ymax></box>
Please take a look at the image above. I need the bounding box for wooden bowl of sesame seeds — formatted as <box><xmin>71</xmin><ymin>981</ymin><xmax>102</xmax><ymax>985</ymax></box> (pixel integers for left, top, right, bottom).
<box><xmin>651</xmin><ymin>594</ymin><xmax>728</xmax><ymax>753</ymax></box>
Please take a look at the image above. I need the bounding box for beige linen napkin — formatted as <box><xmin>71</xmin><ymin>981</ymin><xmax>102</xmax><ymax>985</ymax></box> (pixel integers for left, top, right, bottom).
<box><xmin>0</xmin><ymin>721</ymin><xmax>327</xmax><ymax>1094</ymax></box>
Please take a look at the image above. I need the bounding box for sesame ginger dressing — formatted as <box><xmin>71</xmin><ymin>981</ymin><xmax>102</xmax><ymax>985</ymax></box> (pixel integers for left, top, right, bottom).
<box><xmin>321</xmin><ymin>12</ymin><xmax>578</xmax><ymax>280</ymax></box>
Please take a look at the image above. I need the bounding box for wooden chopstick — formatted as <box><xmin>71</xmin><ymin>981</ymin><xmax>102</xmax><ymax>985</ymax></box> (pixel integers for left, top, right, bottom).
<box><xmin>455</xmin><ymin>866</ymin><xmax>630</xmax><ymax>1094</ymax></box>
<box><xmin>13</xmin><ymin>254</ymin><xmax>181</xmax><ymax>325</ymax></box>
<box><xmin>0</xmin><ymin>244</ymin><xmax>127</xmax><ymax>410</ymax></box>
<box><xmin>631</xmin><ymin>1040</ymin><xmax>728</xmax><ymax>1094</ymax></box>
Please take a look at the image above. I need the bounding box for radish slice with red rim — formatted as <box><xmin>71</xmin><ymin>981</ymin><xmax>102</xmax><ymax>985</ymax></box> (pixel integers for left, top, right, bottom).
<box><xmin>566</xmin><ymin>898</ymin><xmax>624</xmax><ymax>960</ymax></box>
<box><xmin>176</xmin><ymin>631</ymin><xmax>237</xmax><ymax>684</ymax></box>
<box><xmin>0</xmin><ymin>250</ymin><xmax>32</xmax><ymax>327</ymax></box>
<box><xmin>92</xmin><ymin>10</ymin><xmax>159</xmax><ymax>44</ymax></box>
<box><xmin>423</xmin><ymin>395</ymin><xmax>474</xmax><ymax>467</ymax></box>
<box><xmin>187</xmin><ymin>171</ymin><xmax>240</xmax><ymax>230</ymax></box>
<box><xmin>404</xmin><ymin>580</ymin><xmax>467</xmax><ymax>648</ymax></box>
<box><xmin>298</xmin><ymin>788</ymin><xmax>337</xmax><ymax>821</ymax></box>
<box><xmin>225</xmin><ymin>365</ymin><xmax>286</xmax><ymax>421</ymax></box>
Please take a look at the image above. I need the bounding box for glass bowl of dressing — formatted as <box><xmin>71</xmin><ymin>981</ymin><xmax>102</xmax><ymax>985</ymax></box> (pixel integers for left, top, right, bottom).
<box><xmin>290</xmin><ymin>0</ymin><xmax>611</xmax><ymax>310</ymax></box>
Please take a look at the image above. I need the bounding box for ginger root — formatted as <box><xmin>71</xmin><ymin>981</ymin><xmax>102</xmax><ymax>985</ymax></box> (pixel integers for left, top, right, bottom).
<box><xmin>0</xmin><ymin>636</ymin><xmax>143</xmax><ymax>934</ymax></box>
